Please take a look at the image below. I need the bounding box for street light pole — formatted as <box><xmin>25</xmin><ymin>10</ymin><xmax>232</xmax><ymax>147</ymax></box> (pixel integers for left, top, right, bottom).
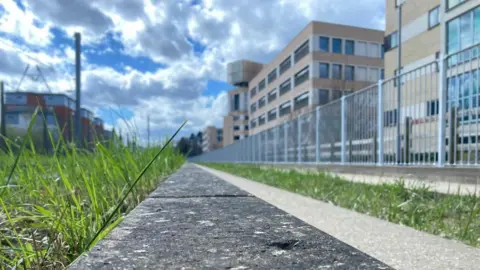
<box><xmin>396</xmin><ymin>1</ymin><xmax>403</xmax><ymax>164</ymax></box>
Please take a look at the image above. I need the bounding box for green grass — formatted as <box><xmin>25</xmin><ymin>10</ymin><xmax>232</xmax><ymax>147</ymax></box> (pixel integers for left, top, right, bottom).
<box><xmin>0</xmin><ymin>108</ymin><xmax>186</xmax><ymax>269</ymax></box>
<box><xmin>202</xmin><ymin>163</ymin><xmax>480</xmax><ymax>248</ymax></box>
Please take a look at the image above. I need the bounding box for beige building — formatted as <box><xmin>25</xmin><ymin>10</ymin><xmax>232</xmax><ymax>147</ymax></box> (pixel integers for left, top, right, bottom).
<box><xmin>202</xmin><ymin>126</ymin><xmax>223</xmax><ymax>152</ymax></box>
<box><xmin>223</xmin><ymin>60</ymin><xmax>263</xmax><ymax>146</ymax></box>
<box><xmin>383</xmin><ymin>0</ymin><xmax>480</xmax><ymax>162</ymax></box>
<box><xmin>247</xmin><ymin>21</ymin><xmax>385</xmax><ymax>135</ymax></box>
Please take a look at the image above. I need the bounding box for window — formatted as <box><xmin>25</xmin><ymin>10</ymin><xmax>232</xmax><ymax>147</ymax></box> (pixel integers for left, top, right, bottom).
<box><xmin>427</xmin><ymin>100</ymin><xmax>440</xmax><ymax>116</ymax></box>
<box><xmin>268</xmin><ymin>89</ymin><xmax>277</xmax><ymax>103</ymax></box>
<box><xmin>279</xmin><ymin>102</ymin><xmax>291</xmax><ymax>117</ymax></box>
<box><xmin>233</xmin><ymin>126</ymin><xmax>240</xmax><ymax>131</ymax></box>
<box><xmin>250</xmin><ymin>103</ymin><xmax>256</xmax><ymax>113</ymax></box>
<box><xmin>369</xmin><ymin>68</ymin><xmax>380</xmax><ymax>82</ymax></box>
<box><xmin>258</xmin><ymin>96</ymin><xmax>266</xmax><ymax>108</ymax></box>
<box><xmin>318</xmin><ymin>89</ymin><xmax>330</xmax><ymax>105</ymax></box>
<box><xmin>369</xmin><ymin>43</ymin><xmax>380</xmax><ymax>58</ymax></box>
<box><xmin>5</xmin><ymin>114</ymin><xmax>19</xmax><ymax>124</ymax></box>
<box><xmin>245</xmin><ymin>125</ymin><xmax>249</xmax><ymax>130</ymax></box>
<box><xmin>294</xmin><ymin>92</ymin><xmax>309</xmax><ymax>111</ymax></box>
<box><xmin>319</xmin><ymin>63</ymin><xmax>330</xmax><ymax>78</ymax></box>
<box><xmin>332</xmin><ymin>90</ymin><xmax>342</xmax><ymax>101</ymax></box>
<box><xmin>332</xmin><ymin>38</ymin><xmax>342</xmax><ymax>54</ymax></box>
<box><xmin>258</xmin><ymin>79</ymin><xmax>266</xmax><ymax>91</ymax></box>
<box><xmin>294</xmin><ymin>40</ymin><xmax>309</xmax><ymax>63</ymax></box>
<box><xmin>381</xmin><ymin>44</ymin><xmax>385</xmax><ymax>59</ymax></box>
<box><xmin>345</xmin><ymin>40</ymin><xmax>354</xmax><ymax>55</ymax></box>
<box><xmin>345</xmin><ymin>65</ymin><xmax>355</xmax><ymax>80</ymax></box>
<box><xmin>279</xmin><ymin>79</ymin><xmax>291</xmax><ymax>96</ymax></box>
<box><xmin>384</xmin><ymin>32</ymin><xmax>398</xmax><ymax>52</ymax></box>
<box><xmin>268</xmin><ymin>109</ymin><xmax>277</xmax><ymax>122</ymax></box>
<box><xmin>233</xmin><ymin>94</ymin><xmax>240</xmax><ymax>111</ymax></box>
<box><xmin>381</xmin><ymin>69</ymin><xmax>385</xmax><ymax>80</ymax></box>
<box><xmin>447</xmin><ymin>6</ymin><xmax>480</xmax><ymax>64</ymax></box>
<box><xmin>429</xmin><ymin>6</ymin><xmax>440</xmax><ymax>29</ymax></box>
<box><xmin>233</xmin><ymin>116</ymin><xmax>240</xmax><ymax>121</ymax></box>
<box><xmin>294</xmin><ymin>66</ymin><xmax>310</xmax><ymax>86</ymax></box>
<box><xmin>250</xmin><ymin>87</ymin><xmax>256</xmax><ymax>98</ymax></box>
<box><xmin>268</xmin><ymin>69</ymin><xmax>277</xmax><ymax>84</ymax></box>
<box><xmin>251</xmin><ymin>120</ymin><xmax>257</xmax><ymax>128</ymax></box>
<box><xmin>245</xmin><ymin>116</ymin><xmax>249</xmax><ymax>120</ymax></box>
<box><xmin>447</xmin><ymin>0</ymin><xmax>467</xmax><ymax>10</ymax></box>
<box><xmin>384</xmin><ymin>109</ymin><xmax>398</xmax><ymax>127</ymax></box>
<box><xmin>279</xmin><ymin>56</ymin><xmax>291</xmax><ymax>75</ymax></box>
<box><xmin>355</xmin><ymin>66</ymin><xmax>367</xmax><ymax>81</ymax></box>
<box><xmin>391</xmin><ymin>31</ymin><xmax>398</xmax><ymax>48</ymax></box>
<box><xmin>356</xmin><ymin>41</ymin><xmax>367</xmax><ymax>56</ymax></box>
<box><xmin>319</xmin><ymin>36</ymin><xmax>330</xmax><ymax>52</ymax></box>
<box><xmin>258</xmin><ymin>115</ymin><xmax>266</xmax><ymax>126</ymax></box>
<box><xmin>332</xmin><ymin>64</ymin><xmax>343</xmax><ymax>80</ymax></box>
<box><xmin>234</xmin><ymin>136</ymin><xmax>240</xmax><ymax>141</ymax></box>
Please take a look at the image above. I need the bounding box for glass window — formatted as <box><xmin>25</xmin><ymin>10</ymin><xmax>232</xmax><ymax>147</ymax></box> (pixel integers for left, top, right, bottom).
<box><xmin>258</xmin><ymin>79</ymin><xmax>266</xmax><ymax>91</ymax></box>
<box><xmin>381</xmin><ymin>44</ymin><xmax>385</xmax><ymax>59</ymax></box>
<box><xmin>268</xmin><ymin>89</ymin><xmax>277</xmax><ymax>103</ymax></box>
<box><xmin>447</xmin><ymin>18</ymin><xmax>459</xmax><ymax>55</ymax></box>
<box><xmin>233</xmin><ymin>94</ymin><xmax>240</xmax><ymax>111</ymax></box>
<box><xmin>250</xmin><ymin>103</ymin><xmax>256</xmax><ymax>113</ymax></box>
<box><xmin>381</xmin><ymin>69</ymin><xmax>385</xmax><ymax>80</ymax></box>
<box><xmin>391</xmin><ymin>31</ymin><xmax>398</xmax><ymax>48</ymax></box>
<box><xmin>251</xmin><ymin>120</ymin><xmax>257</xmax><ymax>128</ymax></box>
<box><xmin>233</xmin><ymin>126</ymin><xmax>240</xmax><ymax>131</ymax></box>
<box><xmin>320</xmin><ymin>36</ymin><xmax>330</xmax><ymax>52</ymax></box>
<box><xmin>319</xmin><ymin>63</ymin><xmax>330</xmax><ymax>78</ymax></box>
<box><xmin>475</xmin><ymin>7</ymin><xmax>480</xmax><ymax>44</ymax></box>
<box><xmin>294</xmin><ymin>40</ymin><xmax>309</xmax><ymax>63</ymax></box>
<box><xmin>259</xmin><ymin>115</ymin><xmax>266</xmax><ymax>126</ymax></box>
<box><xmin>279</xmin><ymin>102</ymin><xmax>291</xmax><ymax>117</ymax></box>
<box><xmin>460</xmin><ymin>12</ymin><xmax>473</xmax><ymax>50</ymax></box>
<box><xmin>234</xmin><ymin>136</ymin><xmax>240</xmax><ymax>141</ymax></box>
<box><xmin>268</xmin><ymin>69</ymin><xmax>277</xmax><ymax>84</ymax></box>
<box><xmin>332</xmin><ymin>38</ymin><xmax>342</xmax><ymax>54</ymax></box>
<box><xmin>268</xmin><ymin>109</ymin><xmax>277</xmax><ymax>122</ymax></box>
<box><xmin>427</xmin><ymin>100</ymin><xmax>440</xmax><ymax>116</ymax></box>
<box><xmin>332</xmin><ymin>90</ymin><xmax>342</xmax><ymax>101</ymax></box>
<box><xmin>250</xmin><ymin>87</ymin><xmax>256</xmax><ymax>98</ymax></box>
<box><xmin>355</xmin><ymin>67</ymin><xmax>367</xmax><ymax>81</ymax></box>
<box><xmin>429</xmin><ymin>6</ymin><xmax>440</xmax><ymax>28</ymax></box>
<box><xmin>345</xmin><ymin>65</ymin><xmax>355</xmax><ymax>80</ymax></box>
<box><xmin>258</xmin><ymin>96</ymin><xmax>266</xmax><ymax>108</ymax></box>
<box><xmin>279</xmin><ymin>79</ymin><xmax>291</xmax><ymax>96</ymax></box>
<box><xmin>345</xmin><ymin>40</ymin><xmax>354</xmax><ymax>55</ymax></box>
<box><xmin>294</xmin><ymin>92</ymin><xmax>309</xmax><ymax>111</ymax></box>
<box><xmin>294</xmin><ymin>66</ymin><xmax>310</xmax><ymax>86</ymax></box>
<box><xmin>369</xmin><ymin>43</ymin><xmax>380</xmax><ymax>58</ymax></box>
<box><xmin>332</xmin><ymin>64</ymin><xmax>342</xmax><ymax>80</ymax></box>
<box><xmin>356</xmin><ymin>41</ymin><xmax>368</xmax><ymax>56</ymax></box>
<box><xmin>318</xmin><ymin>89</ymin><xmax>329</xmax><ymax>105</ymax></box>
<box><xmin>447</xmin><ymin>0</ymin><xmax>467</xmax><ymax>10</ymax></box>
<box><xmin>279</xmin><ymin>56</ymin><xmax>291</xmax><ymax>75</ymax></box>
<box><xmin>369</xmin><ymin>68</ymin><xmax>380</xmax><ymax>82</ymax></box>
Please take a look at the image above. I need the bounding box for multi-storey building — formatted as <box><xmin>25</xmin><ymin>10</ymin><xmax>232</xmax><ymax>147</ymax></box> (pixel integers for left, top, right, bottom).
<box><xmin>383</xmin><ymin>0</ymin><xmax>480</xmax><ymax>163</ymax></box>
<box><xmin>43</xmin><ymin>93</ymin><xmax>76</xmax><ymax>142</ymax></box>
<box><xmin>80</xmin><ymin>108</ymin><xmax>94</xmax><ymax>146</ymax></box>
<box><xmin>202</xmin><ymin>126</ymin><xmax>223</xmax><ymax>152</ymax></box>
<box><xmin>247</xmin><ymin>21</ymin><xmax>385</xmax><ymax>135</ymax></box>
<box><xmin>94</xmin><ymin>117</ymin><xmax>105</xmax><ymax>141</ymax></box>
<box><xmin>223</xmin><ymin>60</ymin><xmax>263</xmax><ymax>146</ymax></box>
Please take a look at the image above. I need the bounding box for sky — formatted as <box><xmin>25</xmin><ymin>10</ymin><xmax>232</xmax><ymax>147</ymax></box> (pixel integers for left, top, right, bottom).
<box><xmin>0</xmin><ymin>0</ymin><xmax>385</xmax><ymax>145</ymax></box>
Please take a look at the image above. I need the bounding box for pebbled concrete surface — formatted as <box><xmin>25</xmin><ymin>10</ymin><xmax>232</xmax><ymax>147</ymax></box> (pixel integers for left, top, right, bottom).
<box><xmin>70</xmin><ymin>164</ymin><xmax>393</xmax><ymax>270</ymax></box>
<box><xmin>198</xmin><ymin>164</ymin><xmax>480</xmax><ymax>270</ymax></box>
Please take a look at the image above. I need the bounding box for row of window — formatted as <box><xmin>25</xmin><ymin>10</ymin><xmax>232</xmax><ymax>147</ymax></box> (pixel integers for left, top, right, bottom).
<box><xmin>232</xmin><ymin>115</ymin><xmax>249</xmax><ymax>121</ymax></box>
<box><xmin>250</xmin><ymin>92</ymin><xmax>310</xmax><ymax>129</ymax></box>
<box><xmin>319</xmin><ymin>36</ymin><xmax>383</xmax><ymax>58</ymax></box>
<box><xmin>233</xmin><ymin>125</ymin><xmax>249</xmax><ymax>131</ymax></box>
<box><xmin>319</xmin><ymin>63</ymin><xmax>384</xmax><ymax>81</ymax></box>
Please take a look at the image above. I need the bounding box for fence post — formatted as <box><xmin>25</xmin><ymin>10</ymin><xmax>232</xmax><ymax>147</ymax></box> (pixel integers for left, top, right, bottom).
<box><xmin>0</xmin><ymin>81</ymin><xmax>6</xmax><ymax>152</ymax></box>
<box><xmin>274</xmin><ymin>126</ymin><xmax>278</xmax><ymax>163</ymax></box>
<box><xmin>405</xmin><ymin>117</ymin><xmax>411</xmax><ymax>164</ymax></box>
<box><xmin>341</xmin><ymin>96</ymin><xmax>347</xmax><ymax>164</ymax></box>
<box><xmin>284</xmin><ymin>123</ymin><xmax>288</xmax><ymax>162</ymax></box>
<box><xmin>437</xmin><ymin>55</ymin><xmax>446</xmax><ymax>167</ymax></box>
<box><xmin>377</xmin><ymin>79</ymin><xmax>384</xmax><ymax>166</ymax></box>
<box><xmin>315</xmin><ymin>106</ymin><xmax>320</xmax><ymax>163</ymax></box>
<box><xmin>297</xmin><ymin>118</ymin><xmax>301</xmax><ymax>163</ymax></box>
<box><xmin>449</xmin><ymin>107</ymin><xmax>457</xmax><ymax>165</ymax></box>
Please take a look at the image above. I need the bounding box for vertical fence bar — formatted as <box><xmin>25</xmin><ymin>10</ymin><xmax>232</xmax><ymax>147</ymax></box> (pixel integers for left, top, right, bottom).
<box><xmin>438</xmin><ymin>55</ymin><xmax>446</xmax><ymax>167</ymax></box>
<box><xmin>274</xmin><ymin>126</ymin><xmax>278</xmax><ymax>163</ymax></box>
<box><xmin>316</xmin><ymin>106</ymin><xmax>320</xmax><ymax>163</ymax></box>
<box><xmin>284</xmin><ymin>123</ymin><xmax>288</xmax><ymax>162</ymax></box>
<box><xmin>341</xmin><ymin>96</ymin><xmax>347</xmax><ymax>164</ymax></box>
<box><xmin>377</xmin><ymin>80</ymin><xmax>384</xmax><ymax>166</ymax></box>
<box><xmin>298</xmin><ymin>118</ymin><xmax>302</xmax><ymax>163</ymax></box>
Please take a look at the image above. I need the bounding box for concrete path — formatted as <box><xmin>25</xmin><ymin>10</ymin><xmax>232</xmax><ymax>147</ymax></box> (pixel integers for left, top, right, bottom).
<box><xmin>70</xmin><ymin>164</ymin><xmax>392</xmax><ymax>269</ymax></box>
<box><xmin>197</xmin><ymin>164</ymin><xmax>480</xmax><ymax>270</ymax></box>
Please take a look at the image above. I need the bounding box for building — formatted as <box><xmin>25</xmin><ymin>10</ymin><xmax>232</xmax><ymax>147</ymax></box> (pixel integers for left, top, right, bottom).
<box><xmin>202</xmin><ymin>126</ymin><xmax>223</xmax><ymax>152</ymax></box>
<box><xmin>94</xmin><ymin>117</ymin><xmax>105</xmax><ymax>141</ymax></box>
<box><xmin>43</xmin><ymin>93</ymin><xmax>76</xmax><ymax>142</ymax></box>
<box><xmin>79</xmin><ymin>108</ymin><xmax>94</xmax><ymax>147</ymax></box>
<box><xmin>223</xmin><ymin>60</ymin><xmax>263</xmax><ymax>146</ymax></box>
<box><xmin>247</xmin><ymin>21</ymin><xmax>385</xmax><ymax>135</ymax></box>
<box><xmin>383</xmin><ymin>0</ymin><xmax>480</xmax><ymax>163</ymax></box>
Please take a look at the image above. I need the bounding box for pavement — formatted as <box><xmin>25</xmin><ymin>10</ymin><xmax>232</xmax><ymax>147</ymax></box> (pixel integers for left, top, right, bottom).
<box><xmin>70</xmin><ymin>163</ymin><xmax>393</xmax><ymax>270</ymax></box>
<box><xmin>198</xmin><ymin>164</ymin><xmax>480</xmax><ymax>270</ymax></box>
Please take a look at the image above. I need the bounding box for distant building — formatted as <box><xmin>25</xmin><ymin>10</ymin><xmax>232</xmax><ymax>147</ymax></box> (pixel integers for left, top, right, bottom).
<box><xmin>202</xmin><ymin>126</ymin><xmax>223</xmax><ymax>152</ymax></box>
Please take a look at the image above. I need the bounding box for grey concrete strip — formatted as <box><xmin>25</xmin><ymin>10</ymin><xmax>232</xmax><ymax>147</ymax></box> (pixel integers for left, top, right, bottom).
<box><xmin>70</xmin><ymin>164</ymin><xmax>392</xmax><ymax>270</ymax></box>
<box><xmin>196</xmin><ymin>164</ymin><xmax>480</xmax><ymax>270</ymax></box>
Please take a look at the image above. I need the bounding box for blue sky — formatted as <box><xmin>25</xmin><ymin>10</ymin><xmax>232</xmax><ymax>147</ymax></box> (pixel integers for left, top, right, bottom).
<box><xmin>0</xmin><ymin>0</ymin><xmax>385</xmax><ymax>143</ymax></box>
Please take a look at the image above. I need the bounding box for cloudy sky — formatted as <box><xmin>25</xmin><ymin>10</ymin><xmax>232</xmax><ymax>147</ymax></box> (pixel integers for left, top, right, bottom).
<box><xmin>0</xmin><ymin>0</ymin><xmax>385</xmax><ymax>144</ymax></box>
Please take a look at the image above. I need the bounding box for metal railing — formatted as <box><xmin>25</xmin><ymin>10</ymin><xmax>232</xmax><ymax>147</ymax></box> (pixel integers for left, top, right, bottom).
<box><xmin>190</xmin><ymin>43</ymin><xmax>480</xmax><ymax>168</ymax></box>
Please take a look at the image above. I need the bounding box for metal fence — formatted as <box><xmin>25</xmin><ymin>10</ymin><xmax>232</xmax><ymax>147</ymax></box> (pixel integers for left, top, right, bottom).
<box><xmin>190</xmin><ymin>43</ymin><xmax>480</xmax><ymax>168</ymax></box>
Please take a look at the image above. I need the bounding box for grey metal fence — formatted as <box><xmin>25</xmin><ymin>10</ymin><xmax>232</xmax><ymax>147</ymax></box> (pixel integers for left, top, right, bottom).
<box><xmin>190</xmin><ymin>44</ymin><xmax>480</xmax><ymax>168</ymax></box>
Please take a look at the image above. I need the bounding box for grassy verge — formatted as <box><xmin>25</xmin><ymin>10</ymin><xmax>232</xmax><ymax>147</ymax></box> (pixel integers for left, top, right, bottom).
<box><xmin>0</xmin><ymin>111</ymin><xmax>186</xmax><ymax>269</ymax></box>
<box><xmin>202</xmin><ymin>163</ymin><xmax>480</xmax><ymax>248</ymax></box>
